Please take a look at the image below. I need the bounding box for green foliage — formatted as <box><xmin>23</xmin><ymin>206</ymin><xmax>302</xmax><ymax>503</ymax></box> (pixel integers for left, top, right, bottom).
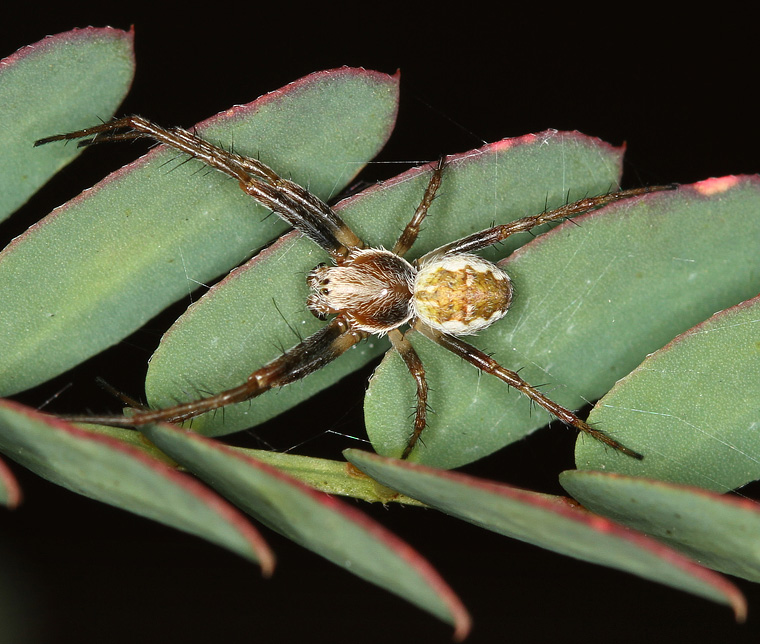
<box><xmin>577</xmin><ymin>287</ymin><xmax>760</xmax><ymax>490</ymax></box>
<box><xmin>346</xmin><ymin>449</ymin><xmax>747</xmax><ymax>620</ymax></box>
<box><xmin>370</xmin><ymin>177</ymin><xmax>760</xmax><ymax>468</ymax></box>
<box><xmin>0</xmin><ymin>27</ymin><xmax>134</xmax><ymax>220</ymax></box>
<box><xmin>1</xmin><ymin>30</ymin><xmax>759</xmax><ymax>637</ymax></box>
<box><xmin>0</xmin><ymin>400</ymin><xmax>274</xmax><ymax>571</ymax></box>
<box><xmin>145</xmin><ymin>131</ymin><xmax>624</xmax><ymax>436</ymax></box>
<box><xmin>0</xmin><ymin>54</ymin><xmax>398</xmax><ymax>395</ymax></box>
<box><xmin>561</xmin><ymin>468</ymin><xmax>760</xmax><ymax>584</ymax></box>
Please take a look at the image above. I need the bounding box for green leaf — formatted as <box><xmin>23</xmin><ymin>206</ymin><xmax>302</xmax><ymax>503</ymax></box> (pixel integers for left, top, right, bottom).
<box><xmin>143</xmin><ymin>424</ymin><xmax>471</xmax><ymax>640</ymax></box>
<box><xmin>0</xmin><ymin>456</ymin><xmax>21</xmax><ymax>508</ymax></box>
<box><xmin>370</xmin><ymin>176</ymin><xmax>760</xmax><ymax>469</ymax></box>
<box><xmin>345</xmin><ymin>449</ymin><xmax>746</xmax><ymax>620</ymax></box>
<box><xmin>0</xmin><ymin>27</ymin><xmax>135</xmax><ymax>220</ymax></box>
<box><xmin>0</xmin><ymin>399</ymin><xmax>274</xmax><ymax>572</ymax></box>
<box><xmin>0</xmin><ymin>68</ymin><xmax>399</xmax><ymax>395</ymax></box>
<box><xmin>144</xmin><ymin>230</ymin><xmax>389</xmax><ymax>432</ymax></box>
<box><xmin>576</xmin><ymin>290</ymin><xmax>760</xmax><ymax>491</ymax></box>
<box><xmin>225</xmin><ymin>448</ymin><xmax>425</xmax><ymax>504</ymax></box>
<box><xmin>560</xmin><ymin>470</ymin><xmax>760</xmax><ymax>583</ymax></box>
<box><xmin>145</xmin><ymin>131</ymin><xmax>624</xmax><ymax>435</ymax></box>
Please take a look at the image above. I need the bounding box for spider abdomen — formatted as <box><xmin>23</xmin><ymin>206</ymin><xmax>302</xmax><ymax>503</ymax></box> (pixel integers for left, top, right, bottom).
<box><xmin>306</xmin><ymin>248</ymin><xmax>416</xmax><ymax>334</ymax></box>
<box><xmin>413</xmin><ymin>254</ymin><xmax>513</xmax><ymax>335</ymax></box>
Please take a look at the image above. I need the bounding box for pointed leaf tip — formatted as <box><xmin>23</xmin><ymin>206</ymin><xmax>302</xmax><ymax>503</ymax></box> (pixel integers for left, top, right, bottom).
<box><xmin>0</xmin><ymin>400</ymin><xmax>274</xmax><ymax>574</ymax></box>
<box><xmin>562</xmin><ymin>468</ymin><xmax>760</xmax><ymax>608</ymax></box>
<box><xmin>0</xmin><ymin>455</ymin><xmax>22</xmax><ymax>508</ymax></box>
<box><xmin>0</xmin><ymin>27</ymin><xmax>135</xmax><ymax>220</ymax></box>
<box><xmin>345</xmin><ymin>449</ymin><xmax>747</xmax><ymax>620</ymax></box>
<box><xmin>142</xmin><ymin>424</ymin><xmax>470</xmax><ymax>639</ymax></box>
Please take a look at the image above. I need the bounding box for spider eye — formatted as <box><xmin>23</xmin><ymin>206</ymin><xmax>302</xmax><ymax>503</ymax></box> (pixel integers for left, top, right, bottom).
<box><xmin>306</xmin><ymin>264</ymin><xmax>329</xmax><ymax>289</ymax></box>
<box><xmin>413</xmin><ymin>254</ymin><xmax>513</xmax><ymax>335</ymax></box>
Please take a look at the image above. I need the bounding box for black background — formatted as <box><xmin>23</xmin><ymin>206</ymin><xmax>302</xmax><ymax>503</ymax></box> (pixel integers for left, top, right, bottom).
<box><xmin>2</xmin><ymin>6</ymin><xmax>759</xmax><ymax>644</ymax></box>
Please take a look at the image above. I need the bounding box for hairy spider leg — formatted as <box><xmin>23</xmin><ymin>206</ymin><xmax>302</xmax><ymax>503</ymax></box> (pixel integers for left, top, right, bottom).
<box><xmin>60</xmin><ymin>318</ymin><xmax>366</xmax><ymax>427</ymax></box>
<box><xmin>37</xmin><ymin>116</ymin><xmax>446</xmax><ymax>452</ymax></box>
<box><xmin>380</xmin><ymin>159</ymin><xmax>452</xmax><ymax>458</ymax></box>
<box><xmin>415</xmin><ymin>323</ymin><xmax>642</xmax><ymax>459</ymax></box>
<box><xmin>387</xmin><ymin>329</ymin><xmax>430</xmax><ymax>459</ymax></box>
<box><xmin>417</xmin><ymin>185</ymin><xmax>673</xmax><ymax>262</ymax></box>
<box><xmin>36</xmin><ymin>116</ymin><xmax>364</xmax><ymax>262</ymax></box>
<box><xmin>392</xmin><ymin>157</ymin><xmax>446</xmax><ymax>257</ymax></box>
<box><xmin>401</xmin><ymin>186</ymin><xmax>675</xmax><ymax>460</ymax></box>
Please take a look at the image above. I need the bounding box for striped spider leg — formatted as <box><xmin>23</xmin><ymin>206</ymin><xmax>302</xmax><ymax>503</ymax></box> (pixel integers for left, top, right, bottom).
<box><xmin>36</xmin><ymin>117</ymin><xmax>659</xmax><ymax>460</ymax></box>
<box><xmin>403</xmin><ymin>189</ymin><xmax>672</xmax><ymax>460</ymax></box>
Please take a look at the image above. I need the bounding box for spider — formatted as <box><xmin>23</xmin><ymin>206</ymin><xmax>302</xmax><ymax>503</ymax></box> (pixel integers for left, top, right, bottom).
<box><xmin>36</xmin><ymin>116</ymin><xmax>664</xmax><ymax>461</ymax></box>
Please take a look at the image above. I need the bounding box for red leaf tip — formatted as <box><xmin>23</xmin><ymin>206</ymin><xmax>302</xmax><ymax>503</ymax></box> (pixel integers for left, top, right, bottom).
<box><xmin>693</xmin><ymin>175</ymin><xmax>741</xmax><ymax>196</ymax></box>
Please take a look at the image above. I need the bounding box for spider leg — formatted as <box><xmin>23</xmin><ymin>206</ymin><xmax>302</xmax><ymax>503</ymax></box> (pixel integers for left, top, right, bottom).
<box><xmin>57</xmin><ymin>317</ymin><xmax>366</xmax><ymax>428</ymax></box>
<box><xmin>392</xmin><ymin>157</ymin><xmax>446</xmax><ymax>257</ymax></box>
<box><xmin>417</xmin><ymin>184</ymin><xmax>674</xmax><ymax>260</ymax></box>
<box><xmin>35</xmin><ymin>116</ymin><xmax>364</xmax><ymax>262</ymax></box>
<box><xmin>238</xmin><ymin>171</ymin><xmax>364</xmax><ymax>260</ymax></box>
<box><xmin>94</xmin><ymin>377</ymin><xmax>149</xmax><ymax>411</ymax></box>
<box><xmin>387</xmin><ymin>329</ymin><xmax>429</xmax><ymax>459</ymax></box>
<box><xmin>414</xmin><ymin>321</ymin><xmax>643</xmax><ymax>459</ymax></box>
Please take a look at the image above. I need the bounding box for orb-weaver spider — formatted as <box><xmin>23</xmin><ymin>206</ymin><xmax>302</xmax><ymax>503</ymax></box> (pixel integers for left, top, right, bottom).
<box><xmin>36</xmin><ymin>116</ymin><xmax>664</xmax><ymax>460</ymax></box>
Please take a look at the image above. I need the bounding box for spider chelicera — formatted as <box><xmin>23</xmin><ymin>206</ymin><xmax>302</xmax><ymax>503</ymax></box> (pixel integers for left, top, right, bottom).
<box><xmin>36</xmin><ymin>116</ymin><xmax>663</xmax><ymax>460</ymax></box>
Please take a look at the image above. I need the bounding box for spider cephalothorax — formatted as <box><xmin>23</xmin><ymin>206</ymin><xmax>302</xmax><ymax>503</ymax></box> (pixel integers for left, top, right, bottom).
<box><xmin>36</xmin><ymin>115</ymin><xmax>665</xmax><ymax>461</ymax></box>
<box><xmin>306</xmin><ymin>249</ymin><xmax>416</xmax><ymax>333</ymax></box>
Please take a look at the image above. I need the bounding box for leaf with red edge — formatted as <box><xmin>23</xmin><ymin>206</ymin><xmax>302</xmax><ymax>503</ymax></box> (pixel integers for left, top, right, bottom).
<box><xmin>0</xmin><ymin>27</ymin><xmax>135</xmax><ymax>220</ymax></box>
<box><xmin>561</xmin><ymin>469</ymin><xmax>760</xmax><ymax>584</ymax></box>
<box><xmin>362</xmin><ymin>132</ymin><xmax>626</xmax><ymax>467</ymax></box>
<box><xmin>0</xmin><ymin>399</ymin><xmax>274</xmax><ymax>574</ymax></box>
<box><xmin>0</xmin><ymin>67</ymin><xmax>399</xmax><ymax>395</ymax></box>
<box><xmin>344</xmin><ymin>449</ymin><xmax>747</xmax><ymax>620</ymax></box>
<box><xmin>372</xmin><ymin>176</ymin><xmax>760</xmax><ymax>469</ymax></box>
<box><xmin>577</xmin><ymin>287</ymin><xmax>760</xmax><ymax>491</ymax></box>
<box><xmin>144</xmin><ymin>131</ymin><xmax>625</xmax><ymax>439</ymax></box>
<box><xmin>0</xmin><ymin>456</ymin><xmax>21</xmax><ymax>509</ymax></box>
<box><xmin>142</xmin><ymin>423</ymin><xmax>471</xmax><ymax>641</ymax></box>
